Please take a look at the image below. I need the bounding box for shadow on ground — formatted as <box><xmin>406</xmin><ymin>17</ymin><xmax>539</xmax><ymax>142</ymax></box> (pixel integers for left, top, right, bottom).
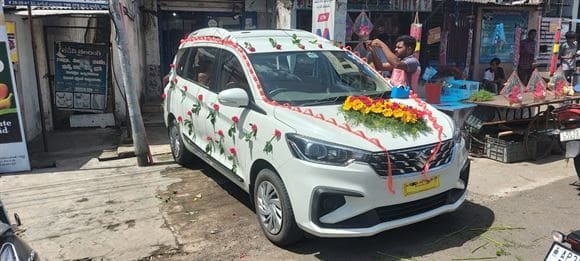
<box><xmin>176</xmin><ymin>159</ymin><xmax>495</xmax><ymax>260</ymax></box>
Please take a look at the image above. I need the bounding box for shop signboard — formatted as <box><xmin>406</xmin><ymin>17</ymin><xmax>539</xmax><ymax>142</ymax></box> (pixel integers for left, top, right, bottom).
<box><xmin>312</xmin><ymin>0</ymin><xmax>347</xmax><ymax>43</ymax></box>
<box><xmin>0</xmin><ymin>7</ymin><xmax>30</xmax><ymax>173</ymax></box>
<box><xmin>54</xmin><ymin>41</ymin><xmax>108</xmax><ymax>112</ymax></box>
<box><xmin>479</xmin><ymin>10</ymin><xmax>528</xmax><ymax>65</ymax></box>
<box><xmin>4</xmin><ymin>0</ymin><xmax>107</xmax><ymax>9</ymax></box>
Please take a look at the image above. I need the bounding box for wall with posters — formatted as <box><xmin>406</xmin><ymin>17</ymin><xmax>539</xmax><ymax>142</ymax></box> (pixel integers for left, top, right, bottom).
<box><xmin>5</xmin><ymin>15</ymin><xmax>42</xmax><ymax>141</ymax></box>
<box><xmin>473</xmin><ymin>6</ymin><xmax>540</xmax><ymax>82</ymax></box>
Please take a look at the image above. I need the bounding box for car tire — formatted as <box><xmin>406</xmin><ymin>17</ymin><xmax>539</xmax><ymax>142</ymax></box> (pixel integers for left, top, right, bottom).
<box><xmin>168</xmin><ymin>118</ymin><xmax>195</xmax><ymax>165</ymax></box>
<box><xmin>254</xmin><ymin>168</ymin><xmax>303</xmax><ymax>246</ymax></box>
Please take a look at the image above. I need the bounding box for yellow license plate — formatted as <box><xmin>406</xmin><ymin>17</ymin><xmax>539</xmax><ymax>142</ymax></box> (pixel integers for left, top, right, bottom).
<box><xmin>403</xmin><ymin>176</ymin><xmax>440</xmax><ymax>196</ymax></box>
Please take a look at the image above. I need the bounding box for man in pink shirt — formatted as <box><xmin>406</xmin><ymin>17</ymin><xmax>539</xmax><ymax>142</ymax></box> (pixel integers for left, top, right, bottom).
<box><xmin>367</xmin><ymin>35</ymin><xmax>421</xmax><ymax>92</ymax></box>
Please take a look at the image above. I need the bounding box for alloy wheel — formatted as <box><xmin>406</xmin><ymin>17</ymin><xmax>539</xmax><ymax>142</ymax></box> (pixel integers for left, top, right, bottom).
<box><xmin>256</xmin><ymin>181</ymin><xmax>283</xmax><ymax>235</ymax></box>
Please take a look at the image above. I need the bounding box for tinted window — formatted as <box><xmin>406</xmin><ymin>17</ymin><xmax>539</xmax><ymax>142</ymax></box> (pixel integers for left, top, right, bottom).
<box><xmin>217</xmin><ymin>51</ymin><xmax>250</xmax><ymax>94</ymax></box>
<box><xmin>181</xmin><ymin>47</ymin><xmax>219</xmax><ymax>90</ymax></box>
<box><xmin>174</xmin><ymin>48</ymin><xmax>190</xmax><ymax>77</ymax></box>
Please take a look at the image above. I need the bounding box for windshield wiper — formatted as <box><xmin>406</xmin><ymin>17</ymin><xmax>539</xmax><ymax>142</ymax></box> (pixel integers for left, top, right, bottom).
<box><xmin>299</xmin><ymin>95</ymin><xmax>348</xmax><ymax>107</ymax></box>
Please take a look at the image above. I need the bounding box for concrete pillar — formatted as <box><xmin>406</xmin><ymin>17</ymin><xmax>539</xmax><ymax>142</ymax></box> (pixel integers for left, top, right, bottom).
<box><xmin>143</xmin><ymin>0</ymin><xmax>162</xmax><ymax>101</ymax></box>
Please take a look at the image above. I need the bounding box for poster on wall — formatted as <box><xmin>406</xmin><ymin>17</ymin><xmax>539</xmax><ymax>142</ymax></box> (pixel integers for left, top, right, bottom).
<box><xmin>480</xmin><ymin>10</ymin><xmax>528</xmax><ymax>65</ymax></box>
<box><xmin>6</xmin><ymin>21</ymin><xmax>17</xmax><ymax>63</ymax></box>
<box><xmin>0</xmin><ymin>6</ymin><xmax>31</xmax><ymax>173</ymax></box>
<box><xmin>312</xmin><ymin>0</ymin><xmax>347</xmax><ymax>43</ymax></box>
<box><xmin>54</xmin><ymin>41</ymin><xmax>108</xmax><ymax>112</ymax></box>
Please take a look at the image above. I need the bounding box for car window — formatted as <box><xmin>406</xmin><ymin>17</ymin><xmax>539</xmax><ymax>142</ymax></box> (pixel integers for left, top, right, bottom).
<box><xmin>174</xmin><ymin>48</ymin><xmax>190</xmax><ymax>77</ymax></box>
<box><xmin>181</xmin><ymin>47</ymin><xmax>219</xmax><ymax>90</ymax></box>
<box><xmin>216</xmin><ymin>50</ymin><xmax>250</xmax><ymax>94</ymax></box>
<box><xmin>249</xmin><ymin>51</ymin><xmax>388</xmax><ymax>105</ymax></box>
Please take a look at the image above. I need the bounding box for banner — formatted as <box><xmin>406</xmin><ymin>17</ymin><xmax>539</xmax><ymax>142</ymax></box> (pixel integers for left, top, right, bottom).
<box><xmin>54</xmin><ymin>41</ymin><xmax>108</xmax><ymax>112</ymax></box>
<box><xmin>479</xmin><ymin>11</ymin><xmax>528</xmax><ymax>64</ymax></box>
<box><xmin>312</xmin><ymin>0</ymin><xmax>346</xmax><ymax>43</ymax></box>
<box><xmin>4</xmin><ymin>0</ymin><xmax>107</xmax><ymax>9</ymax></box>
<box><xmin>6</xmin><ymin>21</ymin><xmax>16</xmax><ymax>63</ymax></box>
<box><xmin>0</xmin><ymin>4</ymin><xmax>31</xmax><ymax>173</ymax></box>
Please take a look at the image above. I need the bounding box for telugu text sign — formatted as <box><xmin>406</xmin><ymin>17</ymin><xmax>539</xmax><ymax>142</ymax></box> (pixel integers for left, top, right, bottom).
<box><xmin>54</xmin><ymin>41</ymin><xmax>108</xmax><ymax>112</ymax></box>
<box><xmin>4</xmin><ymin>0</ymin><xmax>107</xmax><ymax>9</ymax></box>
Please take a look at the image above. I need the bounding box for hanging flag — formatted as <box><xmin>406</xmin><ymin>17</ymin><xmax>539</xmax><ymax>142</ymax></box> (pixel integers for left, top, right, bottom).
<box><xmin>549</xmin><ymin>20</ymin><xmax>562</xmax><ymax>76</ymax></box>
<box><xmin>463</xmin><ymin>28</ymin><xmax>473</xmax><ymax>79</ymax></box>
<box><xmin>513</xmin><ymin>25</ymin><xmax>521</xmax><ymax>70</ymax></box>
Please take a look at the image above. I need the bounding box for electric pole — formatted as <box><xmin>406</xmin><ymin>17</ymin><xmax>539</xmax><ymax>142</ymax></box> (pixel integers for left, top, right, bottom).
<box><xmin>109</xmin><ymin>0</ymin><xmax>152</xmax><ymax>166</ymax></box>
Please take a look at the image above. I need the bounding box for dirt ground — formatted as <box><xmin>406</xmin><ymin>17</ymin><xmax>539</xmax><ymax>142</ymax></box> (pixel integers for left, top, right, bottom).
<box><xmin>145</xmin><ymin>151</ymin><xmax>579</xmax><ymax>261</ymax></box>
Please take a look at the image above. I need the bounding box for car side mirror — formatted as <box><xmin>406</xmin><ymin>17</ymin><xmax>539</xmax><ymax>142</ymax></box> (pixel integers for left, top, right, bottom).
<box><xmin>218</xmin><ymin>88</ymin><xmax>249</xmax><ymax>107</ymax></box>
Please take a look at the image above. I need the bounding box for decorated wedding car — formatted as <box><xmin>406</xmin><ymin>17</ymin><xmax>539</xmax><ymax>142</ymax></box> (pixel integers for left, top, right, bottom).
<box><xmin>162</xmin><ymin>28</ymin><xmax>470</xmax><ymax>246</ymax></box>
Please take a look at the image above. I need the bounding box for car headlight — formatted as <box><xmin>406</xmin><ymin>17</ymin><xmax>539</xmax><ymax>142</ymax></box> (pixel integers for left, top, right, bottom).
<box><xmin>286</xmin><ymin>134</ymin><xmax>370</xmax><ymax>166</ymax></box>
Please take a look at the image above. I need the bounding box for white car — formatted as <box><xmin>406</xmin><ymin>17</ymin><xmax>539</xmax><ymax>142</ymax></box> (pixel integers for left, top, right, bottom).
<box><xmin>163</xmin><ymin>28</ymin><xmax>470</xmax><ymax>246</ymax></box>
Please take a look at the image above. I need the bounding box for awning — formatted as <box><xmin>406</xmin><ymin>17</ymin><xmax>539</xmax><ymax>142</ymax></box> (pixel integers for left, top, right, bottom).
<box><xmin>455</xmin><ymin>0</ymin><xmax>542</xmax><ymax>5</ymax></box>
<box><xmin>11</xmin><ymin>8</ymin><xmax>109</xmax><ymax>16</ymax></box>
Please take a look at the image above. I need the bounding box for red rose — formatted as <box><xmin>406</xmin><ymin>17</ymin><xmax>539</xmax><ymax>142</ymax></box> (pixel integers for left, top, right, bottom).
<box><xmin>169</xmin><ymin>64</ymin><xmax>175</xmax><ymax>68</ymax></box>
<box><xmin>318</xmin><ymin>43</ymin><xmax>323</xmax><ymax>49</ymax></box>
<box><xmin>187</xmin><ymin>111</ymin><xmax>192</xmax><ymax>116</ymax></box>
<box><xmin>249</xmin><ymin>47</ymin><xmax>256</xmax><ymax>52</ymax></box>
<box><xmin>274</xmin><ymin>129</ymin><xmax>282</xmax><ymax>138</ymax></box>
<box><xmin>206</xmin><ymin>136</ymin><xmax>212</xmax><ymax>141</ymax></box>
<box><xmin>251</xmin><ymin>124</ymin><xmax>258</xmax><ymax>132</ymax></box>
<box><xmin>213</xmin><ymin>103</ymin><xmax>220</xmax><ymax>111</ymax></box>
<box><xmin>197</xmin><ymin>94</ymin><xmax>203</xmax><ymax>101</ymax></box>
<box><xmin>173</xmin><ymin>78</ymin><xmax>178</xmax><ymax>84</ymax></box>
<box><xmin>177</xmin><ymin>116</ymin><xmax>183</xmax><ymax>122</ymax></box>
<box><xmin>218</xmin><ymin>130</ymin><xmax>224</xmax><ymax>137</ymax></box>
<box><xmin>183</xmin><ymin>86</ymin><xmax>188</xmax><ymax>92</ymax></box>
<box><xmin>229</xmin><ymin>147</ymin><xmax>237</xmax><ymax>156</ymax></box>
<box><xmin>161</xmin><ymin>93</ymin><xmax>166</xmax><ymax>100</ymax></box>
<box><xmin>232</xmin><ymin>116</ymin><xmax>239</xmax><ymax>123</ymax></box>
<box><xmin>299</xmin><ymin>44</ymin><xmax>305</xmax><ymax>49</ymax></box>
<box><xmin>275</xmin><ymin>44</ymin><xmax>282</xmax><ymax>50</ymax></box>
<box><xmin>338</xmin><ymin>44</ymin><xmax>344</xmax><ymax>49</ymax></box>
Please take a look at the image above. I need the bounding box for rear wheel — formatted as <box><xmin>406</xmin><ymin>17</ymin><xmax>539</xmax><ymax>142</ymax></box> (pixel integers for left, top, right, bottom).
<box><xmin>168</xmin><ymin>118</ymin><xmax>195</xmax><ymax>165</ymax></box>
<box><xmin>254</xmin><ymin>168</ymin><xmax>303</xmax><ymax>246</ymax></box>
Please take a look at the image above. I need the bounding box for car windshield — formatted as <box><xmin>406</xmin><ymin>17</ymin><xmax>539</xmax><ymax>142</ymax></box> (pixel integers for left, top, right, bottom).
<box><xmin>248</xmin><ymin>51</ymin><xmax>391</xmax><ymax>106</ymax></box>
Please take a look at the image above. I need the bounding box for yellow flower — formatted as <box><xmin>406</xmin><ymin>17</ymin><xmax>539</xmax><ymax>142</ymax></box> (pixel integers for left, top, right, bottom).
<box><xmin>393</xmin><ymin>109</ymin><xmax>404</xmax><ymax>118</ymax></box>
<box><xmin>371</xmin><ymin>104</ymin><xmax>384</xmax><ymax>113</ymax></box>
<box><xmin>352</xmin><ymin>100</ymin><xmax>364</xmax><ymax>111</ymax></box>
<box><xmin>383</xmin><ymin>108</ymin><xmax>393</xmax><ymax>117</ymax></box>
<box><xmin>343</xmin><ymin>102</ymin><xmax>352</xmax><ymax>111</ymax></box>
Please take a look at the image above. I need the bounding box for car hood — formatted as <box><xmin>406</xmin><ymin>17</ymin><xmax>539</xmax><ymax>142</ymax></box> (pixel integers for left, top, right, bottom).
<box><xmin>273</xmin><ymin>99</ymin><xmax>454</xmax><ymax>152</ymax></box>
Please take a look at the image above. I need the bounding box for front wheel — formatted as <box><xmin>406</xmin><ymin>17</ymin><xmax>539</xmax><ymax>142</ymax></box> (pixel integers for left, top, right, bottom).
<box><xmin>574</xmin><ymin>155</ymin><xmax>580</xmax><ymax>180</ymax></box>
<box><xmin>254</xmin><ymin>168</ymin><xmax>303</xmax><ymax>246</ymax></box>
<box><xmin>168</xmin><ymin>118</ymin><xmax>195</xmax><ymax>165</ymax></box>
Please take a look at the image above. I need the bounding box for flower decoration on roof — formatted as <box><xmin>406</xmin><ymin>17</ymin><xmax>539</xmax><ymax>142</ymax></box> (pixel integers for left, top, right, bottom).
<box><xmin>268</xmin><ymin>38</ymin><xmax>282</xmax><ymax>50</ymax></box>
<box><xmin>291</xmin><ymin>34</ymin><xmax>305</xmax><ymax>49</ymax></box>
<box><xmin>243</xmin><ymin>42</ymin><xmax>256</xmax><ymax>52</ymax></box>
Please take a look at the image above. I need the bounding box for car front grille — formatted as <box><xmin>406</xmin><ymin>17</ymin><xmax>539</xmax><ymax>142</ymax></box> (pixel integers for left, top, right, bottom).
<box><xmin>367</xmin><ymin>140</ymin><xmax>454</xmax><ymax>176</ymax></box>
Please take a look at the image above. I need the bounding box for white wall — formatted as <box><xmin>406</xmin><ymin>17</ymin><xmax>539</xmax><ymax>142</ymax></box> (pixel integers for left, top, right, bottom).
<box><xmin>6</xmin><ymin>14</ymin><xmax>41</xmax><ymax>141</ymax></box>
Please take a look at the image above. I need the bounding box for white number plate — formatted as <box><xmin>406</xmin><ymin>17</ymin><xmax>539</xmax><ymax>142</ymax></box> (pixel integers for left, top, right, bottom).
<box><xmin>545</xmin><ymin>242</ymin><xmax>580</xmax><ymax>261</ymax></box>
<box><xmin>560</xmin><ymin>128</ymin><xmax>580</xmax><ymax>142</ymax></box>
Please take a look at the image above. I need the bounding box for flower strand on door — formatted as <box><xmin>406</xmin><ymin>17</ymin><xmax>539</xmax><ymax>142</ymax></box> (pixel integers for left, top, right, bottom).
<box><xmin>228</xmin><ymin>116</ymin><xmax>239</xmax><ymax>138</ymax></box>
<box><xmin>191</xmin><ymin>94</ymin><xmax>203</xmax><ymax>116</ymax></box>
<box><xmin>227</xmin><ymin>147</ymin><xmax>238</xmax><ymax>173</ymax></box>
<box><xmin>180</xmin><ymin>85</ymin><xmax>188</xmax><ymax>103</ymax></box>
<box><xmin>263</xmin><ymin>129</ymin><xmax>282</xmax><ymax>154</ymax></box>
<box><xmin>207</xmin><ymin>103</ymin><xmax>220</xmax><ymax>127</ymax></box>
<box><xmin>184</xmin><ymin>110</ymin><xmax>194</xmax><ymax>138</ymax></box>
<box><xmin>217</xmin><ymin>130</ymin><xmax>225</xmax><ymax>155</ymax></box>
<box><xmin>205</xmin><ymin>136</ymin><xmax>214</xmax><ymax>154</ymax></box>
<box><xmin>243</xmin><ymin>123</ymin><xmax>258</xmax><ymax>142</ymax></box>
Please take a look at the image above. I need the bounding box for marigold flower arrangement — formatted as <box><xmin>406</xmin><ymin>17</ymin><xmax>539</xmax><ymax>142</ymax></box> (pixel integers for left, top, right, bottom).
<box><xmin>342</xmin><ymin>96</ymin><xmax>430</xmax><ymax>137</ymax></box>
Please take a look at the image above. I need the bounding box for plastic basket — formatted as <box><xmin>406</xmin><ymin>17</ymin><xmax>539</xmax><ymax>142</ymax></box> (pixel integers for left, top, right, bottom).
<box><xmin>441</xmin><ymin>80</ymin><xmax>480</xmax><ymax>102</ymax></box>
<box><xmin>484</xmin><ymin>135</ymin><xmax>536</xmax><ymax>163</ymax></box>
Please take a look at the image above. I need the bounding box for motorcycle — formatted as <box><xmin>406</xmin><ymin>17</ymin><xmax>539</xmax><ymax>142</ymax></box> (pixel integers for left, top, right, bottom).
<box><xmin>555</xmin><ymin>104</ymin><xmax>580</xmax><ymax>181</ymax></box>
<box><xmin>0</xmin><ymin>199</ymin><xmax>39</xmax><ymax>261</ymax></box>
<box><xmin>545</xmin><ymin>230</ymin><xmax>580</xmax><ymax>261</ymax></box>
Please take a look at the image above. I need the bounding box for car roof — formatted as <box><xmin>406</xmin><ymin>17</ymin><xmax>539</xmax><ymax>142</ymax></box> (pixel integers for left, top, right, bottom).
<box><xmin>182</xmin><ymin>28</ymin><xmax>344</xmax><ymax>54</ymax></box>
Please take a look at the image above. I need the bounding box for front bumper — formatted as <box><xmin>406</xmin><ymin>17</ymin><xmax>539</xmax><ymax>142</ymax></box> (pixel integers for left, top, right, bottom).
<box><xmin>279</xmin><ymin>141</ymin><xmax>470</xmax><ymax>238</ymax></box>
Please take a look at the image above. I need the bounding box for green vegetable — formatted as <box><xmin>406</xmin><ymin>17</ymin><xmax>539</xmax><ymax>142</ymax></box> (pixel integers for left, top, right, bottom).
<box><xmin>469</xmin><ymin>90</ymin><xmax>495</xmax><ymax>102</ymax></box>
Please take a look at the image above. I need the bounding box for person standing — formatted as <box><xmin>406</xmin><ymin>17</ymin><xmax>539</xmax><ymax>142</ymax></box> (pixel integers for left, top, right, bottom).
<box><xmin>559</xmin><ymin>31</ymin><xmax>577</xmax><ymax>83</ymax></box>
<box><xmin>368</xmin><ymin>35</ymin><xmax>421</xmax><ymax>92</ymax></box>
<box><xmin>518</xmin><ymin>29</ymin><xmax>537</xmax><ymax>85</ymax></box>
